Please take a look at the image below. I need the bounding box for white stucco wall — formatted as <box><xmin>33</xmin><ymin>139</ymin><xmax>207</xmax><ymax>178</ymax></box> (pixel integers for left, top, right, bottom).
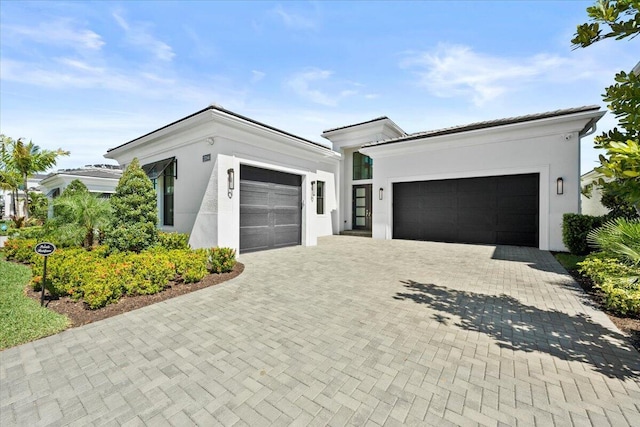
<box><xmin>360</xmin><ymin>114</ymin><xmax>602</xmax><ymax>251</ymax></box>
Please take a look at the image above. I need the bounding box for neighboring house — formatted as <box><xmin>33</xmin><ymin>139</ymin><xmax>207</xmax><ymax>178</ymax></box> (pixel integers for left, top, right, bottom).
<box><xmin>38</xmin><ymin>165</ymin><xmax>123</xmax><ymax>217</ymax></box>
<box><xmin>580</xmin><ymin>169</ymin><xmax>611</xmax><ymax>216</ymax></box>
<box><xmin>0</xmin><ymin>174</ymin><xmax>47</xmax><ymax>219</ymax></box>
<box><xmin>39</xmin><ymin>165</ymin><xmax>122</xmax><ymax>199</ymax></box>
<box><xmin>105</xmin><ymin>104</ymin><xmax>604</xmax><ymax>253</ymax></box>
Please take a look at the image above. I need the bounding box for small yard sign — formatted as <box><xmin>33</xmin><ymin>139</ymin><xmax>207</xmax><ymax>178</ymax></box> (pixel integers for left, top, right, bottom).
<box><xmin>34</xmin><ymin>242</ymin><xmax>56</xmax><ymax>256</ymax></box>
<box><xmin>34</xmin><ymin>242</ymin><xmax>56</xmax><ymax>306</ymax></box>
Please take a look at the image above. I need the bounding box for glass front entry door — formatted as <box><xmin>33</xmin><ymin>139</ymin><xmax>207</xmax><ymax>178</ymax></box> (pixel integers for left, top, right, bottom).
<box><xmin>352</xmin><ymin>184</ymin><xmax>372</xmax><ymax>230</ymax></box>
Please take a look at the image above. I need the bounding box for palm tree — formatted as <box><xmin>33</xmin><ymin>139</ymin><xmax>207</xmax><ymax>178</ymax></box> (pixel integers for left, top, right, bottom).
<box><xmin>3</xmin><ymin>135</ymin><xmax>69</xmax><ymax>220</ymax></box>
<box><xmin>0</xmin><ymin>136</ymin><xmax>22</xmax><ymax>216</ymax></box>
<box><xmin>53</xmin><ymin>192</ymin><xmax>112</xmax><ymax>248</ymax></box>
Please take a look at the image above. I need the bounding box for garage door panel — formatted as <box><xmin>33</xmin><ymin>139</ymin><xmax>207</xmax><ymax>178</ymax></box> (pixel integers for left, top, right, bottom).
<box><xmin>497</xmin><ymin>214</ymin><xmax>538</xmax><ymax>232</ymax></box>
<box><xmin>458</xmin><ymin>229</ymin><xmax>496</xmax><ymax>244</ymax></box>
<box><xmin>393</xmin><ymin>173</ymin><xmax>539</xmax><ymax>247</ymax></box>
<box><xmin>240</xmin><ymin>165</ymin><xmax>301</xmax><ymax>253</ymax></box>
<box><xmin>458</xmin><ymin>194</ymin><xmax>497</xmax><ymax>208</ymax></box>
<box><xmin>240</xmin><ymin>228</ymin><xmax>270</xmax><ymax>253</ymax></box>
<box><xmin>240</xmin><ymin>185</ymin><xmax>269</xmax><ymax>205</ymax></box>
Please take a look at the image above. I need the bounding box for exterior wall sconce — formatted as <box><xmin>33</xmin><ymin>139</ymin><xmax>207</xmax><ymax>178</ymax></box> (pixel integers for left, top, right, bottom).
<box><xmin>556</xmin><ymin>177</ymin><xmax>564</xmax><ymax>195</ymax></box>
<box><xmin>311</xmin><ymin>181</ymin><xmax>316</xmax><ymax>197</ymax></box>
<box><xmin>227</xmin><ymin>168</ymin><xmax>235</xmax><ymax>198</ymax></box>
<box><xmin>379</xmin><ymin>187</ymin><xmax>384</xmax><ymax>200</ymax></box>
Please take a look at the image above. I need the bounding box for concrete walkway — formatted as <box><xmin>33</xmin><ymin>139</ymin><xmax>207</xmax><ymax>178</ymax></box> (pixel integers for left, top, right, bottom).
<box><xmin>1</xmin><ymin>236</ymin><xmax>639</xmax><ymax>426</ymax></box>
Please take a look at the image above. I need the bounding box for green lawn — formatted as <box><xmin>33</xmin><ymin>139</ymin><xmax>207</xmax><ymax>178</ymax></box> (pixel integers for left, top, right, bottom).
<box><xmin>0</xmin><ymin>255</ymin><xmax>69</xmax><ymax>350</ymax></box>
<box><xmin>554</xmin><ymin>252</ymin><xmax>586</xmax><ymax>271</ymax></box>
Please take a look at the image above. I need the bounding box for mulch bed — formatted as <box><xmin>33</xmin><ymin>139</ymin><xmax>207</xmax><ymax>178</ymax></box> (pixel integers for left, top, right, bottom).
<box><xmin>25</xmin><ymin>263</ymin><xmax>244</xmax><ymax>327</ymax></box>
<box><xmin>564</xmin><ymin>268</ymin><xmax>640</xmax><ymax>353</ymax></box>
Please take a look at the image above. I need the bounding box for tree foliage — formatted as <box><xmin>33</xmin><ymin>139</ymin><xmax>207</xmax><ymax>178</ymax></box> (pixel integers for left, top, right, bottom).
<box><xmin>572</xmin><ymin>0</ymin><xmax>640</xmax><ymax>48</ymax></box>
<box><xmin>104</xmin><ymin>158</ymin><xmax>158</xmax><ymax>252</ymax></box>
<box><xmin>0</xmin><ymin>134</ymin><xmax>69</xmax><ymax>220</ymax></box>
<box><xmin>574</xmin><ymin>1</ymin><xmax>640</xmax><ymax>211</ymax></box>
<box><xmin>61</xmin><ymin>179</ymin><xmax>89</xmax><ymax>197</ymax></box>
<box><xmin>52</xmin><ymin>193</ymin><xmax>112</xmax><ymax>249</ymax></box>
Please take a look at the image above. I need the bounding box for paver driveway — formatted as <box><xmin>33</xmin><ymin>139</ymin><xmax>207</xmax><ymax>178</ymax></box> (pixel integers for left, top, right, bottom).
<box><xmin>1</xmin><ymin>236</ymin><xmax>639</xmax><ymax>426</ymax></box>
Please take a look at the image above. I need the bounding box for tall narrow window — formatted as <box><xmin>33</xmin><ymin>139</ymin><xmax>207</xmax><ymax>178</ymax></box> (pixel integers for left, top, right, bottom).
<box><xmin>163</xmin><ymin>161</ymin><xmax>174</xmax><ymax>226</ymax></box>
<box><xmin>353</xmin><ymin>152</ymin><xmax>373</xmax><ymax>180</ymax></box>
<box><xmin>316</xmin><ymin>181</ymin><xmax>325</xmax><ymax>215</ymax></box>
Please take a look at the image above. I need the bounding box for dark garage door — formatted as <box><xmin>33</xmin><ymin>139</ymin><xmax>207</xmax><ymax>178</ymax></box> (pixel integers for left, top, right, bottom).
<box><xmin>393</xmin><ymin>173</ymin><xmax>539</xmax><ymax>247</ymax></box>
<box><xmin>240</xmin><ymin>165</ymin><xmax>302</xmax><ymax>253</ymax></box>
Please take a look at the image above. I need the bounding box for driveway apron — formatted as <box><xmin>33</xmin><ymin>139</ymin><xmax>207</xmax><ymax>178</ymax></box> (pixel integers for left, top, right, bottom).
<box><xmin>1</xmin><ymin>236</ymin><xmax>639</xmax><ymax>426</ymax></box>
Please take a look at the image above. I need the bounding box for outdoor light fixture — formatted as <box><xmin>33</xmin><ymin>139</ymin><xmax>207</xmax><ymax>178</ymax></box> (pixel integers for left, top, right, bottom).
<box><xmin>311</xmin><ymin>181</ymin><xmax>316</xmax><ymax>200</ymax></box>
<box><xmin>556</xmin><ymin>177</ymin><xmax>564</xmax><ymax>195</ymax></box>
<box><xmin>379</xmin><ymin>187</ymin><xmax>384</xmax><ymax>200</ymax></box>
<box><xmin>227</xmin><ymin>168</ymin><xmax>235</xmax><ymax>198</ymax></box>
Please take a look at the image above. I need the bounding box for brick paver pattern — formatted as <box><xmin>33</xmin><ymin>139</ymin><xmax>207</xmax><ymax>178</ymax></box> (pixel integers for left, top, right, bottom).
<box><xmin>1</xmin><ymin>237</ymin><xmax>639</xmax><ymax>426</ymax></box>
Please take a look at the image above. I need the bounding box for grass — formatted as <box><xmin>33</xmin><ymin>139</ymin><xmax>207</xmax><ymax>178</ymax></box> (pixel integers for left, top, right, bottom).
<box><xmin>554</xmin><ymin>252</ymin><xmax>586</xmax><ymax>271</ymax></box>
<box><xmin>0</xmin><ymin>254</ymin><xmax>69</xmax><ymax>350</ymax></box>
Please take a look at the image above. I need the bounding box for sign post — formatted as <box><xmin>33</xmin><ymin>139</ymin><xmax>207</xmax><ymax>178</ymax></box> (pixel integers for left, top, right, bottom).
<box><xmin>34</xmin><ymin>242</ymin><xmax>56</xmax><ymax>306</ymax></box>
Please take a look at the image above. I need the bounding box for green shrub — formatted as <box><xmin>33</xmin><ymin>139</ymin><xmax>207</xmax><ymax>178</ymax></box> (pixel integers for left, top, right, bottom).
<box><xmin>125</xmin><ymin>252</ymin><xmax>174</xmax><ymax>295</ymax></box>
<box><xmin>169</xmin><ymin>249</ymin><xmax>208</xmax><ymax>283</ymax></box>
<box><xmin>599</xmin><ymin>277</ymin><xmax>640</xmax><ymax>316</ymax></box>
<box><xmin>158</xmin><ymin>232</ymin><xmax>190</xmax><ymax>250</ymax></box>
<box><xmin>105</xmin><ymin>158</ymin><xmax>158</xmax><ymax>253</ymax></box>
<box><xmin>578</xmin><ymin>253</ymin><xmax>637</xmax><ymax>284</ymax></box>
<box><xmin>83</xmin><ymin>263</ymin><xmax>124</xmax><ymax>309</ymax></box>
<box><xmin>32</xmin><ymin>248</ymin><xmax>99</xmax><ymax>298</ymax></box>
<box><xmin>3</xmin><ymin>238</ymin><xmax>39</xmax><ymax>264</ymax></box>
<box><xmin>579</xmin><ymin>253</ymin><xmax>640</xmax><ymax>316</ymax></box>
<box><xmin>208</xmin><ymin>247</ymin><xmax>236</xmax><ymax>273</ymax></box>
<box><xmin>562</xmin><ymin>213</ymin><xmax>606</xmax><ymax>255</ymax></box>
<box><xmin>12</xmin><ymin>226</ymin><xmax>46</xmax><ymax>241</ymax></box>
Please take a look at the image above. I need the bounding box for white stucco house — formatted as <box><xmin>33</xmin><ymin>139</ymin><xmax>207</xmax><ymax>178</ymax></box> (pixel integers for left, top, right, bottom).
<box><xmin>1</xmin><ymin>174</ymin><xmax>47</xmax><ymax>220</ymax></box>
<box><xmin>38</xmin><ymin>165</ymin><xmax>123</xmax><ymax>218</ymax></box>
<box><xmin>39</xmin><ymin>165</ymin><xmax>123</xmax><ymax>200</ymax></box>
<box><xmin>580</xmin><ymin>169</ymin><xmax>612</xmax><ymax>216</ymax></box>
<box><xmin>104</xmin><ymin>104</ymin><xmax>604</xmax><ymax>253</ymax></box>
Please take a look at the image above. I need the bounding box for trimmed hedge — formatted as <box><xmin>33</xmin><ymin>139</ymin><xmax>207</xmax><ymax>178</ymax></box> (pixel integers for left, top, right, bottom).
<box><xmin>562</xmin><ymin>213</ymin><xmax>605</xmax><ymax>255</ymax></box>
<box><xmin>3</xmin><ymin>237</ymin><xmax>237</xmax><ymax>309</ymax></box>
<box><xmin>579</xmin><ymin>253</ymin><xmax>640</xmax><ymax>316</ymax></box>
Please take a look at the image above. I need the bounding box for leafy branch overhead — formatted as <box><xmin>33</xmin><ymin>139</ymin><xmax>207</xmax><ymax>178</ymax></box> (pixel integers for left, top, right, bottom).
<box><xmin>574</xmin><ymin>1</ymin><xmax>640</xmax><ymax>210</ymax></box>
<box><xmin>572</xmin><ymin>0</ymin><xmax>640</xmax><ymax>48</ymax></box>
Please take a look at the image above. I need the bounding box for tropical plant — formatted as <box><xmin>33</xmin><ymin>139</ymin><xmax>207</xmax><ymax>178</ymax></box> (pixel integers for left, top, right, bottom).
<box><xmin>105</xmin><ymin>158</ymin><xmax>158</xmax><ymax>252</ymax></box>
<box><xmin>28</xmin><ymin>191</ymin><xmax>48</xmax><ymax>224</ymax></box>
<box><xmin>587</xmin><ymin>218</ymin><xmax>640</xmax><ymax>264</ymax></box>
<box><xmin>52</xmin><ymin>192</ymin><xmax>112</xmax><ymax>249</ymax></box>
<box><xmin>1</xmin><ymin>134</ymin><xmax>69</xmax><ymax>220</ymax></box>
<box><xmin>573</xmin><ymin>1</ymin><xmax>640</xmax><ymax>211</ymax></box>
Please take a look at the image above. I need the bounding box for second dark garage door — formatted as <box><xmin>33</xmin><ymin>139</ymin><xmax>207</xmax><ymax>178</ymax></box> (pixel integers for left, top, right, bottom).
<box><xmin>240</xmin><ymin>165</ymin><xmax>302</xmax><ymax>253</ymax></box>
<box><xmin>393</xmin><ymin>173</ymin><xmax>539</xmax><ymax>247</ymax></box>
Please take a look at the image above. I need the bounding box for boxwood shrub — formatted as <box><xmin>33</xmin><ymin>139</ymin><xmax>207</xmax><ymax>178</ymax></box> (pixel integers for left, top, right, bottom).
<box><xmin>5</xmin><ymin>237</ymin><xmax>238</xmax><ymax>309</ymax></box>
<box><xmin>562</xmin><ymin>213</ymin><xmax>606</xmax><ymax>255</ymax></box>
<box><xmin>208</xmin><ymin>247</ymin><xmax>236</xmax><ymax>273</ymax></box>
<box><xmin>579</xmin><ymin>253</ymin><xmax>640</xmax><ymax>316</ymax></box>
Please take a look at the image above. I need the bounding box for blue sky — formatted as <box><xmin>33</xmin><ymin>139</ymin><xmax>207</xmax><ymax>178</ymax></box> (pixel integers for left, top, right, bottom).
<box><xmin>1</xmin><ymin>1</ymin><xmax>637</xmax><ymax>173</ymax></box>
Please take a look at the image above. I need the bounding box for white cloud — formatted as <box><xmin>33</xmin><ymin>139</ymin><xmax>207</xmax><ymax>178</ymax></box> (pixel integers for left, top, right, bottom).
<box><xmin>287</xmin><ymin>69</ymin><xmax>360</xmax><ymax>107</ymax></box>
<box><xmin>273</xmin><ymin>4</ymin><xmax>317</xmax><ymax>30</ymax></box>
<box><xmin>401</xmin><ymin>44</ymin><xmax>578</xmax><ymax>106</ymax></box>
<box><xmin>4</xmin><ymin>19</ymin><xmax>104</xmax><ymax>51</ymax></box>
<box><xmin>112</xmin><ymin>11</ymin><xmax>175</xmax><ymax>61</ymax></box>
<box><xmin>251</xmin><ymin>70</ymin><xmax>266</xmax><ymax>83</ymax></box>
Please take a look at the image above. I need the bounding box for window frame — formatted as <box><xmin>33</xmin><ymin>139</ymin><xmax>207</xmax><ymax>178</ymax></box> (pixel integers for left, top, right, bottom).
<box><xmin>353</xmin><ymin>152</ymin><xmax>373</xmax><ymax>180</ymax></box>
<box><xmin>316</xmin><ymin>180</ymin><xmax>325</xmax><ymax>215</ymax></box>
<box><xmin>162</xmin><ymin>161</ymin><xmax>175</xmax><ymax>226</ymax></box>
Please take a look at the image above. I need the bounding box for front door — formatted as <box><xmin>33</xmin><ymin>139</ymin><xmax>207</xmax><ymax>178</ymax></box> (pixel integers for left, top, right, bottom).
<box><xmin>352</xmin><ymin>184</ymin><xmax>372</xmax><ymax>230</ymax></box>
